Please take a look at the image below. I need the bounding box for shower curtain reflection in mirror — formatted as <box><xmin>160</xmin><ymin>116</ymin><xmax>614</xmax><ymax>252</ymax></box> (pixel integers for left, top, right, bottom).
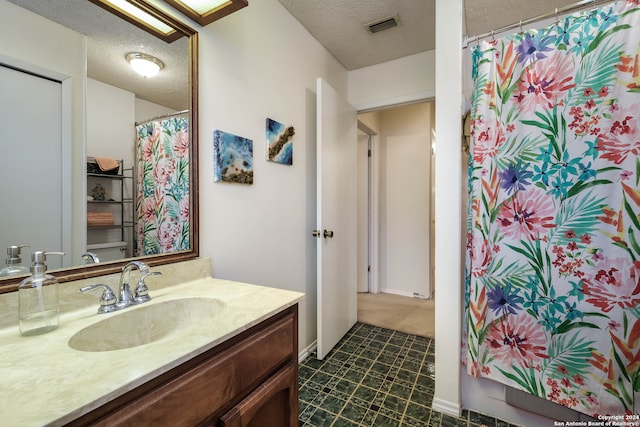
<box><xmin>135</xmin><ymin>113</ymin><xmax>190</xmax><ymax>256</ymax></box>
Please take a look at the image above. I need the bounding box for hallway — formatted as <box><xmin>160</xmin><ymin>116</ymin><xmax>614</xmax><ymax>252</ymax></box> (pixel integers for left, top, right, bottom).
<box><xmin>357</xmin><ymin>292</ymin><xmax>434</xmax><ymax>338</ymax></box>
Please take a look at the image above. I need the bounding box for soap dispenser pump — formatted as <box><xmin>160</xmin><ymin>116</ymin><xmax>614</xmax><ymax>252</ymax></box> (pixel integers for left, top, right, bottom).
<box><xmin>18</xmin><ymin>251</ymin><xmax>64</xmax><ymax>336</ymax></box>
<box><xmin>0</xmin><ymin>245</ymin><xmax>29</xmax><ymax>277</ymax></box>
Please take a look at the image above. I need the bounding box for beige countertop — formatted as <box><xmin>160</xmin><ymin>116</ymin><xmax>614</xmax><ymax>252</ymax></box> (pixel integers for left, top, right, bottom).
<box><xmin>0</xmin><ymin>276</ymin><xmax>304</xmax><ymax>426</ymax></box>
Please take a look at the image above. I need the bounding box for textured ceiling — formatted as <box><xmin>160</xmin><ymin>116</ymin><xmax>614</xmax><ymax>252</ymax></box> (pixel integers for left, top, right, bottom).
<box><xmin>6</xmin><ymin>0</ymin><xmax>189</xmax><ymax>111</ymax></box>
<box><xmin>6</xmin><ymin>0</ymin><xmax>601</xmax><ymax>108</ymax></box>
<box><xmin>278</xmin><ymin>0</ymin><xmax>435</xmax><ymax>71</ymax></box>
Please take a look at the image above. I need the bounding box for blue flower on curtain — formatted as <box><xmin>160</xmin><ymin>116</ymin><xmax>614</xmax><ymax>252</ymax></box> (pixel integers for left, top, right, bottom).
<box><xmin>464</xmin><ymin>0</ymin><xmax>640</xmax><ymax>417</ymax></box>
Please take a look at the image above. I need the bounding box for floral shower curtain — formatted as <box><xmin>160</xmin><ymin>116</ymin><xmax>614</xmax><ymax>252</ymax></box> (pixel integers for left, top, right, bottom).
<box><xmin>135</xmin><ymin>115</ymin><xmax>190</xmax><ymax>256</ymax></box>
<box><xmin>465</xmin><ymin>0</ymin><xmax>640</xmax><ymax>417</ymax></box>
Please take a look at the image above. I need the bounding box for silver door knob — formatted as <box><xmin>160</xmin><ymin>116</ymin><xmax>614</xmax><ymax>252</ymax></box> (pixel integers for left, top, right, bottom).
<box><xmin>323</xmin><ymin>229</ymin><xmax>334</xmax><ymax>238</ymax></box>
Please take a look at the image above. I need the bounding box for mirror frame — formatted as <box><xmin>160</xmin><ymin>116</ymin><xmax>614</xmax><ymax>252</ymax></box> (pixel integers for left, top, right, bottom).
<box><xmin>0</xmin><ymin>0</ymin><xmax>199</xmax><ymax>293</ymax></box>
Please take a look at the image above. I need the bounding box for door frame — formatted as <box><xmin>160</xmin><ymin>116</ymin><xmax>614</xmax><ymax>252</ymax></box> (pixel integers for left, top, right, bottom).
<box><xmin>357</xmin><ymin>120</ymin><xmax>379</xmax><ymax>294</ymax></box>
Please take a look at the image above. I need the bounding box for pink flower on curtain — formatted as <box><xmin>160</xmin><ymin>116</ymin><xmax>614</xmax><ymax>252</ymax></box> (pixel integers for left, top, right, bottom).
<box><xmin>497</xmin><ymin>189</ymin><xmax>556</xmax><ymax>240</ymax></box>
<box><xmin>174</xmin><ymin>130</ymin><xmax>189</xmax><ymax>158</ymax></box>
<box><xmin>153</xmin><ymin>158</ymin><xmax>176</xmax><ymax>186</ymax></box>
<box><xmin>582</xmin><ymin>258</ymin><xmax>640</xmax><ymax>312</ymax></box>
<box><xmin>141</xmin><ymin>127</ymin><xmax>159</xmax><ymax>161</ymax></box>
<box><xmin>487</xmin><ymin>314</ymin><xmax>548</xmax><ymax>367</ymax></box>
<box><xmin>469</xmin><ymin>234</ymin><xmax>493</xmax><ymax>277</ymax></box>
<box><xmin>140</xmin><ymin>197</ymin><xmax>156</xmax><ymax>223</ymax></box>
<box><xmin>514</xmin><ymin>51</ymin><xmax>576</xmax><ymax>111</ymax></box>
<box><xmin>597</xmin><ymin>104</ymin><xmax>640</xmax><ymax>164</ymax></box>
<box><xmin>473</xmin><ymin>121</ymin><xmax>507</xmax><ymax>163</ymax></box>
<box><xmin>158</xmin><ymin>221</ymin><xmax>180</xmax><ymax>251</ymax></box>
<box><xmin>179</xmin><ymin>196</ymin><xmax>189</xmax><ymax>222</ymax></box>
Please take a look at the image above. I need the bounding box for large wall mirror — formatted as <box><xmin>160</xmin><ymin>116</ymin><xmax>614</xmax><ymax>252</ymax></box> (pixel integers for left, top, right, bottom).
<box><xmin>0</xmin><ymin>0</ymin><xmax>198</xmax><ymax>293</ymax></box>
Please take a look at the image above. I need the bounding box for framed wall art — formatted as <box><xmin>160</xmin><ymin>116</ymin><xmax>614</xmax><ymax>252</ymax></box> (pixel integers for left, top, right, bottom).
<box><xmin>266</xmin><ymin>118</ymin><xmax>295</xmax><ymax>165</ymax></box>
<box><xmin>213</xmin><ymin>129</ymin><xmax>253</xmax><ymax>184</ymax></box>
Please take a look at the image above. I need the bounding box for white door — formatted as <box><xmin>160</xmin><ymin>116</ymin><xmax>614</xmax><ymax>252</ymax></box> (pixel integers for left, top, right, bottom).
<box><xmin>316</xmin><ymin>78</ymin><xmax>358</xmax><ymax>360</ymax></box>
<box><xmin>0</xmin><ymin>64</ymin><xmax>65</xmax><ymax>267</ymax></box>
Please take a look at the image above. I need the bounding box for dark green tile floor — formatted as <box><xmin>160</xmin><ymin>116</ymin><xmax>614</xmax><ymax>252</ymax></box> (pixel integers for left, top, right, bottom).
<box><xmin>299</xmin><ymin>322</ymin><xmax>519</xmax><ymax>427</ymax></box>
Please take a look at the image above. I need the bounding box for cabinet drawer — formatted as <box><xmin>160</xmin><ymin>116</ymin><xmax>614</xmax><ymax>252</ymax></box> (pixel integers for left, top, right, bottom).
<box><xmin>220</xmin><ymin>363</ymin><xmax>298</xmax><ymax>427</ymax></box>
<box><xmin>85</xmin><ymin>308</ymin><xmax>296</xmax><ymax>427</ymax></box>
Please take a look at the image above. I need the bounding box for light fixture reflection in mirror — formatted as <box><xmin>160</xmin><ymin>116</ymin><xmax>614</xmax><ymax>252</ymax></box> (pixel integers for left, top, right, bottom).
<box><xmin>164</xmin><ymin>0</ymin><xmax>248</xmax><ymax>26</ymax></box>
<box><xmin>89</xmin><ymin>0</ymin><xmax>184</xmax><ymax>43</ymax></box>
<box><xmin>0</xmin><ymin>0</ymin><xmax>199</xmax><ymax>293</ymax></box>
<box><xmin>126</xmin><ymin>52</ymin><xmax>164</xmax><ymax>78</ymax></box>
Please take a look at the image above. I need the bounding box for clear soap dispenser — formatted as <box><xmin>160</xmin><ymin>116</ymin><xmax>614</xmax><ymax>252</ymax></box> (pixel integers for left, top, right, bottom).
<box><xmin>18</xmin><ymin>251</ymin><xmax>64</xmax><ymax>336</ymax></box>
<box><xmin>0</xmin><ymin>245</ymin><xmax>29</xmax><ymax>277</ymax></box>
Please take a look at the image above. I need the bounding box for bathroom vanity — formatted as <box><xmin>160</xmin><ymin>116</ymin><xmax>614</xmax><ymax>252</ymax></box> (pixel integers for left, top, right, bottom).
<box><xmin>0</xmin><ymin>259</ymin><xmax>304</xmax><ymax>426</ymax></box>
<box><xmin>70</xmin><ymin>304</ymin><xmax>298</xmax><ymax>426</ymax></box>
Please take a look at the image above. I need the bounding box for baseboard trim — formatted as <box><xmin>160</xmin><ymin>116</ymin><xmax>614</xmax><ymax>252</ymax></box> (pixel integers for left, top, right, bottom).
<box><xmin>299</xmin><ymin>340</ymin><xmax>317</xmax><ymax>363</ymax></box>
<box><xmin>380</xmin><ymin>288</ymin><xmax>432</xmax><ymax>299</ymax></box>
<box><xmin>431</xmin><ymin>397</ymin><xmax>461</xmax><ymax>418</ymax></box>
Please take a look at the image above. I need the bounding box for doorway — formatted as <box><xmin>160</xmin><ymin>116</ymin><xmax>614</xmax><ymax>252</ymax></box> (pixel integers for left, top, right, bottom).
<box><xmin>355</xmin><ymin>101</ymin><xmax>435</xmax><ymax>336</ymax></box>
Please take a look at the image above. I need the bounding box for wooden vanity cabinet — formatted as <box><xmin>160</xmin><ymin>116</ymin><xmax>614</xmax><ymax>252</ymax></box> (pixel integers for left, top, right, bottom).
<box><xmin>68</xmin><ymin>305</ymin><xmax>298</xmax><ymax>427</ymax></box>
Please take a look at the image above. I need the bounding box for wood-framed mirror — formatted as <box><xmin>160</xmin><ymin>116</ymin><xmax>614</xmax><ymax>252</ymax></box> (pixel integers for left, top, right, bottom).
<box><xmin>0</xmin><ymin>0</ymin><xmax>199</xmax><ymax>293</ymax></box>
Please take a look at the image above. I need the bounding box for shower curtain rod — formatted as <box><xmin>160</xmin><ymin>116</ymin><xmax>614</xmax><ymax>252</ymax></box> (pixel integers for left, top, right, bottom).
<box><xmin>135</xmin><ymin>109</ymin><xmax>189</xmax><ymax>126</ymax></box>
<box><xmin>463</xmin><ymin>0</ymin><xmax>614</xmax><ymax>47</ymax></box>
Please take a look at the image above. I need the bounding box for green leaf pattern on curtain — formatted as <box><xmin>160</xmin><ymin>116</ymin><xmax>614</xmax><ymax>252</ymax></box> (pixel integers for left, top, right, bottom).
<box><xmin>135</xmin><ymin>116</ymin><xmax>190</xmax><ymax>256</ymax></box>
<box><xmin>465</xmin><ymin>0</ymin><xmax>640</xmax><ymax>416</ymax></box>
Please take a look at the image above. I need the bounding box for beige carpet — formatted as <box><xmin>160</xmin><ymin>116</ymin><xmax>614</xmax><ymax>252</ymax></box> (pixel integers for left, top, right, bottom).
<box><xmin>357</xmin><ymin>292</ymin><xmax>435</xmax><ymax>338</ymax></box>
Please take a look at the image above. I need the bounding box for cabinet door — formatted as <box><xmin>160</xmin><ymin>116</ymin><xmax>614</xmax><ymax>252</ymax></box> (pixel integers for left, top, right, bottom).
<box><xmin>220</xmin><ymin>363</ymin><xmax>298</xmax><ymax>427</ymax></box>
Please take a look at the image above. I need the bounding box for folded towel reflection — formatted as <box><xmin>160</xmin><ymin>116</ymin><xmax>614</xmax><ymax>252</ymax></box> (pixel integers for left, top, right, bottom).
<box><xmin>95</xmin><ymin>157</ymin><xmax>119</xmax><ymax>173</ymax></box>
<box><xmin>87</xmin><ymin>212</ymin><xmax>114</xmax><ymax>227</ymax></box>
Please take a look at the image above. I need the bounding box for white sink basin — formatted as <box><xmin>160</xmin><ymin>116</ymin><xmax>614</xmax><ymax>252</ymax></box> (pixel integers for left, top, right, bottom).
<box><xmin>68</xmin><ymin>297</ymin><xmax>227</xmax><ymax>352</ymax></box>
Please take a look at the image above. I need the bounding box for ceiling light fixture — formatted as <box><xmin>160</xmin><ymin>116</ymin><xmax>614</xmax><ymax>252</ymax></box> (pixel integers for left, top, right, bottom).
<box><xmin>89</xmin><ymin>0</ymin><xmax>183</xmax><ymax>43</ymax></box>
<box><xmin>164</xmin><ymin>0</ymin><xmax>248</xmax><ymax>26</ymax></box>
<box><xmin>126</xmin><ymin>52</ymin><xmax>164</xmax><ymax>78</ymax></box>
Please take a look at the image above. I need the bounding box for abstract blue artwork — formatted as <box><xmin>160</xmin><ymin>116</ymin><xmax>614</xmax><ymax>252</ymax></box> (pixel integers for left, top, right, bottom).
<box><xmin>213</xmin><ymin>130</ymin><xmax>253</xmax><ymax>184</ymax></box>
<box><xmin>266</xmin><ymin>118</ymin><xmax>295</xmax><ymax>165</ymax></box>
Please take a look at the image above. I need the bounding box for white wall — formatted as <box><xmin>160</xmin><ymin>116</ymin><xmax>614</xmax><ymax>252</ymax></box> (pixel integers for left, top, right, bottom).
<box><xmin>87</xmin><ymin>79</ymin><xmax>136</xmax><ymax>166</ymax></box>
<box><xmin>348</xmin><ymin>50</ymin><xmax>435</xmax><ymax>111</ymax></box>
<box><xmin>87</xmin><ymin>80</ymin><xmax>177</xmax><ymax>163</ymax></box>
<box><xmin>378</xmin><ymin>103</ymin><xmax>432</xmax><ymax>297</ymax></box>
<box><xmin>86</xmin><ymin>79</ymin><xmax>135</xmax><ymax>253</ymax></box>
<box><xmin>135</xmin><ymin>98</ymin><xmax>175</xmax><ymax>124</ymax></box>
<box><xmin>193</xmin><ymin>0</ymin><xmax>348</xmax><ymax>354</ymax></box>
<box><xmin>433</xmin><ymin>0</ymin><xmax>463</xmax><ymax>417</ymax></box>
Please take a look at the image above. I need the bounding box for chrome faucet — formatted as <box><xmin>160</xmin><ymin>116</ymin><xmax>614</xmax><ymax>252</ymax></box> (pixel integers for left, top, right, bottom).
<box><xmin>79</xmin><ymin>261</ymin><xmax>162</xmax><ymax>314</ymax></box>
<box><xmin>81</xmin><ymin>252</ymin><xmax>100</xmax><ymax>264</ymax></box>
<box><xmin>118</xmin><ymin>261</ymin><xmax>150</xmax><ymax>308</ymax></box>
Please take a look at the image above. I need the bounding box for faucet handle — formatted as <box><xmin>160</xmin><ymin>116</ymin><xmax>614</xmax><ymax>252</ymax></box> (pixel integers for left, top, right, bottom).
<box><xmin>79</xmin><ymin>284</ymin><xmax>117</xmax><ymax>314</ymax></box>
<box><xmin>133</xmin><ymin>271</ymin><xmax>162</xmax><ymax>304</ymax></box>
